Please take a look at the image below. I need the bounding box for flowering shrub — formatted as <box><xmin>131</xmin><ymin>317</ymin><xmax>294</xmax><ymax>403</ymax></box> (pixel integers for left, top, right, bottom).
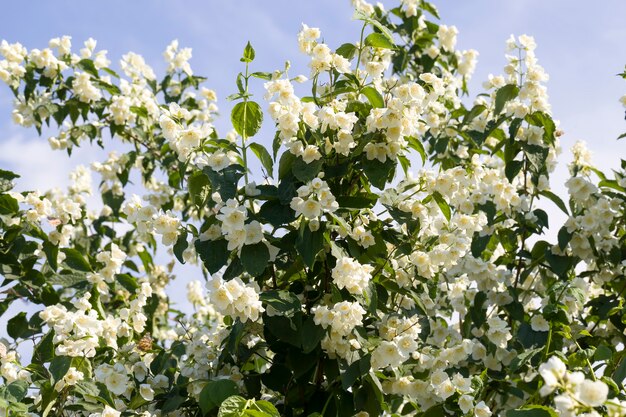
<box><xmin>1</xmin><ymin>1</ymin><xmax>626</xmax><ymax>416</ymax></box>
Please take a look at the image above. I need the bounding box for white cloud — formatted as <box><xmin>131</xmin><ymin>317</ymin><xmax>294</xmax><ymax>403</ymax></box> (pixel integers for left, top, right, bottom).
<box><xmin>0</xmin><ymin>132</ymin><xmax>106</xmax><ymax>192</ymax></box>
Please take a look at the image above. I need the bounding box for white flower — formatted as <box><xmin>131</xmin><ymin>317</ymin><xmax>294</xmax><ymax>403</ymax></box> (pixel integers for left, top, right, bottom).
<box><xmin>101</xmin><ymin>405</ymin><xmax>121</xmax><ymax>417</ymax></box>
<box><xmin>474</xmin><ymin>401</ymin><xmax>492</xmax><ymax>417</ymax></box>
<box><xmin>530</xmin><ymin>314</ymin><xmax>549</xmax><ymax>332</ymax></box>
<box><xmin>139</xmin><ymin>384</ymin><xmax>155</xmax><ymax>401</ymax></box>
<box><xmin>459</xmin><ymin>394</ymin><xmax>474</xmax><ymax>414</ymax></box>
<box><xmin>538</xmin><ymin>356</ymin><xmax>566</xmax><ymax>396</ymax></box>
<box><xmin>72</xmin><ymin>72</ymin><xmax>101</xmax><ymax>102</ymax></box>
<box><xmin>301</xmin><ymin>145</ymin><xmax>322</xmax><ymax>164</ymax></box>
<box><xmin>575</xmin><ymin>379</ymin><xmax>608</xmax><ymax>408</ymax></box>
<box><xmin>437</xmin><ymin>25</ymin><xmax>458</xmax><ymax>52</ymax></box>
<box><xmin>208</xmin><ymin>276</ymin><xmax>264</xmax><ymax>322</ymax></box>
<box><xmin>244</xmin><ymin>221</ymin><xmax>264</xmax><ymax>245</ymax></box>
<box><xmin>105</xmin><ymin>371</ymin><xmax>129</xmax><ymax>396</ymax></box>
<box><xmin>292</xmin><ymin>198</ymin><xmax>321</xmax><ymax>219</ymax></box>
<box><xmin>331</xmin><ymin>257</ymin><xmax>373</xmax><ymax>295</ymax></box>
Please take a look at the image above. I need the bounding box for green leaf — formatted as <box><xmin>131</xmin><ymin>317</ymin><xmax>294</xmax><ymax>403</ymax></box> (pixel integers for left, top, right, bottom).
<box><xmin>49</xmin><ymin>356</ymin><xmax>72</xmax><ymax>383</ymax></box>
<box><xmin>539</xmin><ymin>190</ymin><xmax>568</xmax><ymax>215</ymax></box>
<box><xmin>240</xmin><ymin>242</ymin><xmax>270</xmax><ymax>277</ymax></box>
<box><xmin>251</xmin><ymin>71</ymin><xmax>272</xmax><ymax>80</ymax></box>
<box><xmin>7</xmin><ymin>312</ymin><xmax>28</xmax><ymax>339</ymax></box>
<box><xmin>117</xmin><ymin>273</ymin><xmax>139</xmax><ymax>292</ymax></box>
<box><xmin>130</xmin><ymin>106</ymin><xmax>148</xmax><ymax>119</ymax></box>
<box><xmin>301</xmin><ymin>316</ymin><xmax>325</xmax><ymax>353</ymax></box>
<box><xmin>505</xmin><ymin>160</ymin><xmax>524</xmax><ymax>182</ymax></box>
<box><xmin>33</xmin><ymin>331</ymin><xmax>55</xmax><ymax>364</ymax></box>
<box><xmin>6</xmin><ymin>380</ymin><xmax>29</xmax><ymax>402</ymax></box>
<box><xmin>61</xmin><ymin>248</ymin><xmax>92</xmax><ymax>272</ymax></box>
<box><xmin>341</xmin><ymin>354</ymin><xmax>371</xmax><ymax>390</ymax></box>
<box><xmin>509</xmin><ymin>347</ymin><xmax>543</xmax><ymax>373</ymax></box>
<box><xmin>462</xmin><ymin>104</ymin><xmax>486</xmax><ymax>125</ymax></box>
<box><xmin>102</xmin><ymin>190</ymin><xmax>124</xmax><ymax>216</ymax></box>
<box><xmin>544</xmin><ymin>251</ymin><xmax>573</xmax><ymax>277</ymax></box>
<box><xmin>173</xmin><ymin>230</ymin><xmax>188</xmax><ymax>264</ymax></box>
<box><xmin>249</xmin><ymin>142</ymin><xmax>274</xmax><ymax>177</ymax></box>
<box><xmin>296</xmin><ymin>221</ymin><xmax>325</xmax><ymax>268</ymax></box>
<box><xmin>336</xmin><ymin>43</ymin><xmax>357</xmax><ymax>60</ymax></box>
<box><xmin>471</xmin><ymin>232</ymin><xmax>491</xmax><ymax>258</ymax></box>
<box><xmin>594</xmin><ymin>344</ymin><xmax>613</xmax><ymax>361</ymax></box>
<box><xmin>204</xmin><ymin>165</ymin><xmax>245</xmax><ymax>201</ymax></box>
<box><xmin>469</xmin><ymin>291</ymin><xmax>488</xmax><ymax>329</ymax></box>
<box><xmin>199</xmin><ymin>380</ymin><xmax>239</xmax><ymax>415</ymax></box>
<box><xmin>231</xmin><ymin>101</ymin><xmax>263</xmax><ymax>137</ymax></box>
<box><xmin>278</xmin><ymin>175</ymin><xmax>297</xmax><ymax>204</ymax></box>
<box><xmin>241</xmin><ymin>41</ymin><xmax>256</xmax><ymax>63</ymax></box>
<box><xmin>517</xmin><ymin>322</ymin><xmax>548</xmax><ymax>348</ymax></box>
<box><xmin>260</xmin><ymin>291</ymin><xmax>301</xmax><ymax>314</ymax></box>
<box><xmin>48</xmin><ymin>272</ymin><xmax>87</xmax><ymax>287</ymax></box>
<box><xmin>77</xmin><ymin>59</ymin><xmax>99</xmax><ymax>77</ymax></box>
<box><xmin>252</xmin><ymin>401</ymin><xmax>280</xmax><ymax>417</ymax></box>
<box><xmin>223</xmin><ymin>258</ymin><xmax>245</xmax><ymax>280</ymax></box>
<box><xmin>0</xmin><ymin>168</ymin><xmax>19</xmax><ymax>181</ymax></box>
<box><xmin>279</xmin><ymin>152</ymin><xmax>300</xmax><ymax>183</ymax></box>
<box><xmin>362</xmin><ymin>157</ymin><xmax>395</xmax><ymax>189</ymax></box>
<box><xmin>355</xmin><ymin>8</ymin><xmax>395</xmax><ymax>42</ymax></box>
<box><xmin>188</xmin><ymin>170</ymin><xmax>211</xmax><ymax>208</ymax></box>
<box><xmin>71</xmin><ymin>356</ymin><xmax>92</xmax><ymax>380</ymax></box>
<box><xmin>506</xmin><ymin>406</ymin><xmax>558</xmax><ymax>417</ymax></box>
<box><xmin>259</xmin><ymin>200</ymin><xmax>296</xmax><ymax>227</ymax></box>
<box><xmin>292</xmin><ymin>156</ymin><xmax>323</xmax><ymax>183</ymax></box>
<box><xmin>161</xmin><ymin>391</ymin><xmax>187</xmax><ymax>413</ymax></box>
<box><xmin>364</xmin><ymin>32</ymin><xmax>395</xmax><ymax>49</ymax></box>
<box><xmin>195</xmin><ymin>238</ymin><xmax>230</xmax><ymax>275</ymax></box>
<box><xmin>43</xmin><ymin>241</ymin><xmax>59</xmax><ymax>271</ymax></box>
<box><xmin>598</xmin><ymin>179</ymin><xmax>626</xmax><ymax>192</ymax></box>
<box><xmin>0</xmin><ymin>169</ymin><xmax>19</xmax><ymax>192</ymax></box>
<box><xmin>431</xmin><ymin>192</ymin><xmax>451</xmax><ymax>221</ymax></box>
<box><xmin>407</xmin><ymin>136</ymin><xmax>427</xmax><ymax>164</ymax></box>
<box><xmin>494</xmin><ymin>84</ymin><xmax>519</xmax><ymax>114</ymax></box>
<box><xmin>421</xmin><ymin>1</ymin><xmax>440</xmax><ymax>18</ymax></box>
<box><xmin>361</xmin><ymin>86</ymin><xmax>384</xmax><ymax>108</ymax></box>
<box><xmin>612</xmin><ymin>351</ymin><xmax>626</xmax><ymax>386</ymax></box>
<box><xmin>336</xmin><ymin>194</ymin><xmax>378</xmax><ymax>209</ymax></box>
<box><xmin>557</xmin><ymin>227</ymin><xmax>572</xmax><ymax>251</ymax></box>
<box><xmin>218</xmin><ymin>395</ymin><xmax>248</xmax><ymax>417</ymax></box>
<box><xmin>0</xmin><ymin>194</ymin><xmax>19</xmax><ymax>214</ymax></box>
<box><xmin>525</xmin><ymin>144</ymin><xmax>549</xmax><ymax>172</ymax></box>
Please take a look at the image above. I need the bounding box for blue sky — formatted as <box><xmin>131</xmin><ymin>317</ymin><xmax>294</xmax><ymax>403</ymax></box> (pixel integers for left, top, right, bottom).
<box><xmin>0</xmin><ymin>1</ymin><xmax>625</xmax><ymax>325</ymax></box>
<box><xmin>1</xmin><ymin>1</ymin><xmax>625</xmax><ymax>189</ymax></box>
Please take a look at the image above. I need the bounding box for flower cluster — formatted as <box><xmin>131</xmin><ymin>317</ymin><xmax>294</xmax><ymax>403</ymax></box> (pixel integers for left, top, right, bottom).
<box><xmin>207</xmin><ymin>275</ymin><xmax>264</xmax><ymax>322</ymax></box>
<box><xmin>290</xmin><ymin>177</ymin><xmax>338</xmax><ymax>220</ymax></box>
<box><xmin>539</xmin><ymin>357</ymin><xmax>622</xmax><ymax>416</ymax></box>
<box><xmin>331</xmin><ymin>256</ymin><xmax>374</xmax><ymax>295</ymax></box>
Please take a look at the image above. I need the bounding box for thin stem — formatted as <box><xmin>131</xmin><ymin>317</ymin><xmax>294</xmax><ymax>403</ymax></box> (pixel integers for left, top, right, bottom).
<box><xmin>241</xmin><ymin>61</ymin><xmax>250</xmax><ymax>187</ymax></box>
<box><xmin>355</xmin><ymin>22</ymin><xmax>368</xmax><ymax>76</ymax></box>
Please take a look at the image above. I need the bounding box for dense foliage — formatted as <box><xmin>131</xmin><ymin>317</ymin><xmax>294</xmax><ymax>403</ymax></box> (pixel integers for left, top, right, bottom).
<box><xmin>1</xmin><ymin>1</ymin><xmax>626</xmax><ymax>416</ymax></box>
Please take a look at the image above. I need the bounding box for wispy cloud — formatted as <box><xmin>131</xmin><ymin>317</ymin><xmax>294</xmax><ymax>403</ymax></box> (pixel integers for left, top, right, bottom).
<box><xmin>0</xmin><ymin>132</ymin><xmax>105</xmax><ymax>192</ymax></box>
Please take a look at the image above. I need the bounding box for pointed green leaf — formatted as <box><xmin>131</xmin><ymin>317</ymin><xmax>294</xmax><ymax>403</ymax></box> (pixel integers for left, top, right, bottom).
<box><xmin>494</xmin><ymin>84</ymin><xmax>519</xmax><ymax>114</ymax></box>
<box><xmin>365</xmin><ymin>32</ymin><xmax>394</xmax><ymax>49</ymax></box>
<box><xmin>231</xmin><ymin>101</ymin><xmax>263</xmax><ymax>137</ymax></box>
<box><xmin>241</xmin><ymin>41</ymin><xmax>256</xmax><ymax>63</ymax></box>
<box><xmin>240</xmin><ymin>242</ymin><xmax>270</xmax><ymax>277</ymax></box>
<box><xmin>249</xmin><ymin>142</ymin><xmax>274</xmax><ymax>177</ymax></box>
<box><xmin>195</xmin><ymin>238</ymin><xmax>230</xmax><ymax>274</ymax></box>
<box><xmin>361</xmin><ymin>86</ymin><xmax>384</xmax><ymax>108</ymax></box>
